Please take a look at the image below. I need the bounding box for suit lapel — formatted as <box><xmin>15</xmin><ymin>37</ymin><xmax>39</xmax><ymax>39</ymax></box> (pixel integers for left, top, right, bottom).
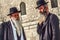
<box><xmin>7</xmin><ymin>21</ymin><xmax>14</xmax><ymax>40</ymax></box>
<box><xmin>42</xmin><ymin>13</ymin><xmax>51</xmax><ymax>29</ymax></box>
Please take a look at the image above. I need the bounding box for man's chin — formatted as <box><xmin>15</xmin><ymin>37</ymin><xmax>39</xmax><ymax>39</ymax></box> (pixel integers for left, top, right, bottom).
<box><xmin>16</xmin><ymin>18</ymin><xmax>20</xmax><ymax>21</ymax></box>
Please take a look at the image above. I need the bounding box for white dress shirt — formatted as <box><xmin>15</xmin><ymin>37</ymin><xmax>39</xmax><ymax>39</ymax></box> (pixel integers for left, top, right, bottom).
<box><xmin>10</xmin><ymin>19</ymin><xmax>24</xmax><ymax>40</ymax></box>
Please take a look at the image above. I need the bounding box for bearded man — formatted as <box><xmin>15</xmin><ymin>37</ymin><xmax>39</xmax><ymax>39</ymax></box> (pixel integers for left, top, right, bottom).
<box><xmin>0</xmin><ymin>7</ymin><xmax>26</xmax><ymax>40</ymax></box>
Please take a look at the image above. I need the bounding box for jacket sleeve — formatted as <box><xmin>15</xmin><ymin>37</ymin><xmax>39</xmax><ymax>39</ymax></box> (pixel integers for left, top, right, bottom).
<box><xmin>37</xmin><ymin>23</ymin><xmax>43</xmax><ymax>35</ymax></box>
<box><xmin>50</xmin><ymin>14</ymin><xmax>59</xmax><ymax>40</ymax></box>
<box><xmin>0</xmin><ymin>23</ymin><xmax>4</xmax><ymax>40</ymax></box>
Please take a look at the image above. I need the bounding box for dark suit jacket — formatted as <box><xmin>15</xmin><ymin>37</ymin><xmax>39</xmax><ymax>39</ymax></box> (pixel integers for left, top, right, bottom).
<box><xmin>37</xmin><ymin>13</ymin><xmax>59</xmax><ymax>40</ymax></box>
<box><xmin>0</xmin><ymin>21</ymin><xmax>26</xmax><ymax>40</ymax></box>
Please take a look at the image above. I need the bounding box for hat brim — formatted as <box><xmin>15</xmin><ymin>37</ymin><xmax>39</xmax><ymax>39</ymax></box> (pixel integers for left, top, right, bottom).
<box><xmin>7</xmin><ymin>11</ymin><xmax>21</xmax><ymax>16</ymax></box>
<box><xmin>36</xmin><ymin>2</ymin><xmax>48</xmax><ymax>9</ymax></box>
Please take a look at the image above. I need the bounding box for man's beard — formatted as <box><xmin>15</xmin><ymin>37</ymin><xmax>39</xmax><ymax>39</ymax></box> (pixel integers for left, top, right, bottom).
<box><xmin>40</xmin><ymin>10</ymin><xmax>47</xmax><ymax>16</ymax></box>
<box><xmin>11</xmin><ymin>18</ymin><xmax>22</xmax><ymax>28</ymax></box>
<box><xmin>11</xmin><ymin>18</ymin><xmax>22</xmax><ymax>36</ymax></box>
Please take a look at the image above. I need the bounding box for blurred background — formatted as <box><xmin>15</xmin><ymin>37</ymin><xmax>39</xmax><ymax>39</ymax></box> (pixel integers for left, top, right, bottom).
<box><xmin>0</xmin><ymin>0</ymin><xmax>60</xmax><ymax>40</ymax></box>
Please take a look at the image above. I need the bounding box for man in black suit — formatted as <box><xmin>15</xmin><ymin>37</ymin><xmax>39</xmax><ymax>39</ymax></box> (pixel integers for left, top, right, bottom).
<box><xmin>36</xmin><ymin>0</ymin><xmax>59</xmax><ymax>40</ymax></box>
<box><xmin>0</xmin><ymin>7</ymin><xmax>26</xmax><ymax>40</ymax></box>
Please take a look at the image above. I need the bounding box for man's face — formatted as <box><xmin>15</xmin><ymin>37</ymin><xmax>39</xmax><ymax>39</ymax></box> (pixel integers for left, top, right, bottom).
<box><xmin>38</xmin><ymin>5</ymin><xmax>48</xmax><ymax>15</ymax></box>
<box><xmin>11</xmin><ymin>12</ymin><xmax>20</xmax><ymax>20</ymax></box>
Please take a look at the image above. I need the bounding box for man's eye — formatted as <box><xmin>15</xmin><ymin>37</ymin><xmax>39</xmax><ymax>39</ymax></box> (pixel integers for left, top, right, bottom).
<box><xmin>40</xmin><ymin>7</ymin><xmax>44</xmax><ymax>9</ymax></box>
<box><xmin>40</xmin><ymin>8</ymin><xmax>43</xmax><ymax>9</ymax></box>
<box><xmin>15</xmin><ymin>15</ymin><xmax>16</xmax><ymax>16</ymax></box>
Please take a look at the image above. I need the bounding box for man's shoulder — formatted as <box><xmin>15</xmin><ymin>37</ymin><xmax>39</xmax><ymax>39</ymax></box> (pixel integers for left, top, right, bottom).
<box><xmin>50</xmin><ymin>13</ymin><xmax>57</xmax><ymax>17</ymax></box>
<box><xmin>50</xmin><ymin>13</ymin><xmax>59</xmax><ymax>21</ymax></box>
<box><xmin>50</xmin><ymin>13</ymin><xmax>58</xmax><ymax>18</ymax></box>
<box><xmin>1</xmin><ymin>21</ymin><xmax>10</xmax><ymax>26</ymax></box>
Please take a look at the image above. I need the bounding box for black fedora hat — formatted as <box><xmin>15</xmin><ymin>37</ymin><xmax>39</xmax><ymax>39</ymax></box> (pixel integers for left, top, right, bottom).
<box><xmin>7</xmin><ymin>7</ymin><xmax>21</xmax><ymax>16</ymax></box>
<box><xmin>36</xmin><ymin>0</ymin><xmax>48</xmax><ymax>9</ymax></box>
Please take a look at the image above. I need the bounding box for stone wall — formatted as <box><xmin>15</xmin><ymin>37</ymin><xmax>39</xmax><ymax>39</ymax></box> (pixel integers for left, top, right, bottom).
<box><xmin>0</xmin><ymin>0</ymin><xmax>60</xmax><ymax>40</ymax></box>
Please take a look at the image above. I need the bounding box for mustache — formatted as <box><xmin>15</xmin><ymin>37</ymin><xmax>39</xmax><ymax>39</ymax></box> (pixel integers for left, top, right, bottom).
<box><xmin>40</xmin><ymin>10</ymin><xmax>47</xmax><ymax>15</ymax></box>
